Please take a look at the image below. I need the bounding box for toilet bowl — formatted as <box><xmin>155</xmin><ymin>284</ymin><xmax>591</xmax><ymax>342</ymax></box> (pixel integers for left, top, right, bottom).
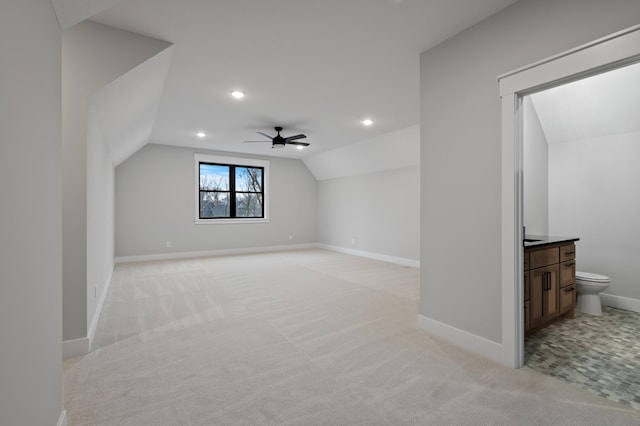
<box><xmin>575</xmin><ymin>271</ymin><xmax>611</xmax><ymax>316</ymax></box>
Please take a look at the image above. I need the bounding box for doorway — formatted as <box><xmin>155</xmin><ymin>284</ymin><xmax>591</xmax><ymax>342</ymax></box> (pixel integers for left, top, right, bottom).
<box><xmin>520</xmin><ymin>62</ymin><xmax>640</xmax><ymax>410</ymax></box>
<box><xmin>498</xmin><ymin>25</ymin><xmax>640</xmax><ymax>369</ymax></box>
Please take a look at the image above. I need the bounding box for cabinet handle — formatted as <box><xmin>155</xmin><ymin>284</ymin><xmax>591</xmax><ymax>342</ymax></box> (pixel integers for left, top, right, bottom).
<box><xmin>564</xmin><ymin>251</ymin><xmax>575</xmax><ymax>255</ymax></box>
<box><xmin>565</xmin><ymin>262</ymin><xmax>575</xmax><ymax>266</ymax></box>
<box><xmin>544</xmin><ymin>272</ymin><xmax>550</xmax><ymax>291</ymax></box>
<box><xmin>565</xmin><ymin>287</ymin><xmax>574</xmax><ymax>292</ymax></box>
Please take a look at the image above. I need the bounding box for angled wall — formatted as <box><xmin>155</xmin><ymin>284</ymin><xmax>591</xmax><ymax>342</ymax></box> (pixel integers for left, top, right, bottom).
<box><xmin>62</xmin><ymin>21</ymin><xmax>171</xmax><ymax>352</ymax></box>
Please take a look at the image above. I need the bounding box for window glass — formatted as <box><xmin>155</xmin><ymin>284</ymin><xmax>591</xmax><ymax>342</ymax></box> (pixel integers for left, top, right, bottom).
<box><xmin>197</xmin><ymin>159</ymin><xmax>266</xmax><ymax>221</ymax></box>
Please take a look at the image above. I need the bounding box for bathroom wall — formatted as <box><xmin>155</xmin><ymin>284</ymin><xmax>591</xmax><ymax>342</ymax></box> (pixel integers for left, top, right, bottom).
<box><xmin>523</xmin><ymin>97</ymin><xmax>549</xmax><ymax>235</ymax></box>
<box><xmin>549</xmin><ymin>130</ymin><xmax>640</xmax><ymax>304</ymax></box>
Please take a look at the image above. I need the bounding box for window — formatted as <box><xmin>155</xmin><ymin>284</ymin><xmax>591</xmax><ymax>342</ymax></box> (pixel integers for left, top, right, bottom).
<box><xmin>195</xmin><ymin>154</ymin><xmax>269</xmax><ymax>223</ymax></box>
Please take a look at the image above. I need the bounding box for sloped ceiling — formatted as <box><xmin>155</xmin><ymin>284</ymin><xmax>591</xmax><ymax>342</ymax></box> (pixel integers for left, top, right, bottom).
<box><xmin>88</xmin><ymin>0</ymin><xmax>518</xmax><ymax>161</ymax></box>
<box><xmin>90</xmin><ymin>46</ymin><xmax>174</xmax><ymax>166</ymax></box>
<box><xmin>304</xmin><ymin>125</ymin><xmax>419</xmax><ymax>181</ymax></box>
<box><xmin>530</xmin><ymin>61</ymin><xmax>640</xmax><ymax>144</ymax></box>
<box><xmin>50</xmin><ymin>0</ymin><xmax>126</xmax><ymax>30</ymax></box>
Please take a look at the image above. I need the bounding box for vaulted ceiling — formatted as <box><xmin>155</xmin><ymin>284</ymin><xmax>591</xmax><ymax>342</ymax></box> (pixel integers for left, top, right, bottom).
<box><xmin>530</xmin><ymin>61</ymin><xmax>640</xmax><ymax>145</ymax></box>
<box><xmin>54</xmin><ymin>0</ymin><xmax>519</xmax><ymax>163</ymax></box>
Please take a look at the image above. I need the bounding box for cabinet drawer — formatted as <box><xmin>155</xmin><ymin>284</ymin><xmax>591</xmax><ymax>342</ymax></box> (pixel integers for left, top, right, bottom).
<box><xmin>560</xmin><ymin>284</ymin><xmax>576</xmax><ymax>313</ymax></box>
<box><xmin>529</xmin><ymin>247</ymin><xmax>559</xmax><ymax>269</ymax></box>
<box><xmin>559</xmin><ymin>260</ymin><xmax>576</xmax><ymax>287</ymax></box>
<box><xmin>524</xmin><ymin>271</ymin><xmax>530</xmax><ymax>301</ymax></box>
<box><xmin>560</xmin><ymin>244</ymin><xmax>576</xmax><ymax>262</ymax></box>
<box><xmin>524</xmin><ymin>300</ymin><xmax>530</xmax><ymax>332</ymax></box>
<box><xmin>523</xmin><ymin>252</ymin><xmax>530</xmax><ymax>271</ymax></box>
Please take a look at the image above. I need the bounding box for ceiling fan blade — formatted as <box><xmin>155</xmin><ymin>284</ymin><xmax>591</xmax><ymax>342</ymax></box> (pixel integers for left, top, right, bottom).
<box><xmin>284</xmin><ymin>134</ymin><xmax>306</xmax><ymax>141</ymax></box>
<box><xmin>286</xmin><ymin>141</ymin><xmax>310</xmax><ymax>146</ymax></box>
<box><xmin>244</xmin><ymin>140</ymin><xmax>271</xmax><ymax>143</ymax></box>
<box><xmin>256</xmin><ymin>132</ymin><xmax>273</xmax><ymax>140</ymax></box>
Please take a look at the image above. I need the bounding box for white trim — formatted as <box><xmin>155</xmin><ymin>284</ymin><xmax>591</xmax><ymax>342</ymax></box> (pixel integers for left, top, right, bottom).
<box><xmin>600</xmin><ymin>294</ymin><xmax>640</xmax><ymax>314</ymax></box>
<box><xmin>115</xmin><ymin>243</ymin><xmax>319</xmax><ymax>264</ymax></box>
<box><xmin>63</xmin><ymin>337</ymin><xmax>90</xmax><ymax>359</ymax></box>
<box><xmin>194</xmin><ymin>153</ymin><xmax>270</xmax><ymax>223</ymax></box>
<box><xmin>500</xmin><ymin>92</ymin><xmax>524</xmax><ymax>369</ymax></box>
<box><xmin>194</xmin><ymin>218</ymin><xmax>269</xmax><ymax>225</ymax></box>
<box><xmin>499</xmin><ymin>25</ymin><xmax>640</xmax><ymax>369</ymax></box>
<box><xmin>88</xmin><ymin>264</ymin><xmax>113</xmax><ymax>349</ymax></box>
<box><xmin>498</xmin><ymin>25</ymin><xmax>640</xmax><ymax>96</ymax></box>
<box><xmin>417</xmin><ymin>315</ymin><xmax>503</xmax><ymax>364</ymax></box>
<box><xmin>57</xmin><ymin>410</ymin><xmax>67</xmax><ymax>426</ymax></box>
<box><xmin>318</xmin><ymin>244</ymin><xmax>420</xmax><ymax>268</ymax></box>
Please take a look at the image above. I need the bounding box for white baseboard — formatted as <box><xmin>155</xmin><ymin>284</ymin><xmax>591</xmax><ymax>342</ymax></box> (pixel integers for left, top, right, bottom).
<box><xmin>88</xmin><ymin>264</ymin><xmax>114</xmax><ymax>348</ymax></box>
<box><xmin>63</xmin><ymin>266</ymin><xmax>113</xmax><ymax>359</ymax></box>
<box><xmin>600</xmin><ymin>293</ymin><xmax>640</xmax><ymax>313</ymax></box>
<box><xmin>318</xmin><ymin>244</ymin><xmax>420</xmax><ymax>268</ymax></box>
<box><xmin>417</xmin><ymin>314</ymin><xmax>502</xmax><ymax>364</ymax></box>
<box><xmin>114</xmin><ymin>243</ymin><xmax>319</xmax><ymax>264</ymax></box>
<box><xmin>63</xmin><ymin>337</ymin><xmax>90</xmax><ymax>359</ymax></box>
<box><xmin>58</xmin><ymin>410</ymin><xmax>67</xmax><ymax>426</ymax></box>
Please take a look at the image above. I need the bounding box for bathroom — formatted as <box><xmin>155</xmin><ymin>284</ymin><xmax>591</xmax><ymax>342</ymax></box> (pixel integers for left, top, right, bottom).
<box><xmin>521</xmin><ymin>61</ymin><xmax>640</xmax><ymax>409</ymax></box>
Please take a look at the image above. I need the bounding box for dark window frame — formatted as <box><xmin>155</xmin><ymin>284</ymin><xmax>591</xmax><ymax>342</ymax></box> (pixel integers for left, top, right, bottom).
<box><xmin>198</xmin><ymin>161</ymin><xmax>265</xmax><ymax>220</ymax></box>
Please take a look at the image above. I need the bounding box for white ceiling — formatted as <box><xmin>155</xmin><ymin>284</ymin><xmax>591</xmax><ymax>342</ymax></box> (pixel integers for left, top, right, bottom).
<box><xmin>530</xmin><ymin>61</ymin><xmax>640</xmax><ymax>145</ymax></box>
<box><xmin>81</xmin><ymin>0</ymin><xmax>518</xmax><ymax>160</ymax></box>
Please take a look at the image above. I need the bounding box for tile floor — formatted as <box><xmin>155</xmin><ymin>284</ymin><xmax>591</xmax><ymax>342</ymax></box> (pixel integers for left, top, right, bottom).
<box><xmin>525</xmin><ymin>306</ymin><xmax>640</xmax><ymax>410</ymax></box>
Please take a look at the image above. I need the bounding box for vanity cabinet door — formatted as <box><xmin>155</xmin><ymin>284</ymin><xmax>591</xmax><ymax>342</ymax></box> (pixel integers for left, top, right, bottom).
<box><xmin>530</xmin><ymin>265</ymin><xmax>559</xmax><ymax>329</ymax></box>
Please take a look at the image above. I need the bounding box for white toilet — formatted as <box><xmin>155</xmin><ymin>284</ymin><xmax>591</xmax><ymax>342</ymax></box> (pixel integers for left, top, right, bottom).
<box><xmin>575</xmin><ymin>271</ymin><xmax>611</xmax><ymax>316</ymax></box>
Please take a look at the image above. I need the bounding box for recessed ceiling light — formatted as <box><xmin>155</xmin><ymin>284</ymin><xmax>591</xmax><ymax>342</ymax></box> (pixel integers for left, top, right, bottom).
<box><xmin>362</xmin><ymin>118</ymin><xmax>374</xmax><ymax>126</ymax></box>
<box><xmin>196</xmin><ymin>131</ymin><xmax>206</xmax><ymax>138</ymax></box>
<box><xmin>297</xmin><ymin>145</ymin><xmax>305</xmax><ymax>150</ymax></box>
<box><xmin>230</xmin><ymin>90</ymin><xmax>245</xmax><ymax>99</ymax></box>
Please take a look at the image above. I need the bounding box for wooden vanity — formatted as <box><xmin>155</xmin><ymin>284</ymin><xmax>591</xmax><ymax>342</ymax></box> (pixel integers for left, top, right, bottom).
<box><xmin>524</xmin><ymin>237</ymin><xmax>579</xmax><ymax>336</ymax></box>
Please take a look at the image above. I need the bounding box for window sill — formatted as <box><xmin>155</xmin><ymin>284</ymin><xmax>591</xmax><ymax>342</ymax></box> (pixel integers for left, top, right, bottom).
<box><xmin>195</xmin><ymin>218</ymin><xmax>270</xmax><ymax>225</ymax></box>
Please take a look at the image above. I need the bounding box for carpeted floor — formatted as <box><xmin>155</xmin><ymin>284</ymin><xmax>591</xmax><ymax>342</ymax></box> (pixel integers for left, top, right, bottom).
<box><xmin>64</xmin><ymin>249</ymin><xmax>640</xmax><ymax>425</ymax></box>
<box><xmin>525</xmin><ymin>306</ymin><xmax>640</xmax><ymax>410</ymax></box>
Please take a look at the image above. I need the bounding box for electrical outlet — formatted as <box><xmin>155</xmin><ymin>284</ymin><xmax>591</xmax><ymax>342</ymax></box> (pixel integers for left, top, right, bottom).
<box><xmin>351</xmin><ymin>238</ymin><xmax>356</xmax><ymax>245</ymax></box>
<box><xmin>94</xmin><ymin>284</ymin><xmax>97</xmax><ymax>298</ymax></box>
<box><xmin>288</xmin><ymin>235</ymin><xmax>293</xmax><ymax>241</ymax></box>
<box><xmin>166</xmin><ymin>241</ymin><xmax>171</xmax><ymax>248</ymax></box>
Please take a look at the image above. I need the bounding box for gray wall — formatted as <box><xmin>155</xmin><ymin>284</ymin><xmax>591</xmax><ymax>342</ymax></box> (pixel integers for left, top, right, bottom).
<box><xmin>420</xmin><ymin>0</ymin><xmax>640</xmax><ymax>343</ymax></box>
<box><xmin>523</xmin><ymin>97</ymin><xmax>549</xmax><ymax>235</ymax></box>
<box><xmin>549</xmin><ymin>131</ymin><xmax>640</xmax><ymax>302</ymax></box>
<box><xmin>317</xmin><ymin>166</ymin><xmax>420</xmax><ymax>262</ymax></box>
<box><xmin>115</xmin><ymin>144</ymin><xmax>317</xmax><ymax>257</ymax></box>
<box><xmin>0</xmin><ymin>1</ymin><xmax>63</xmax><ymax>424</ymax></box>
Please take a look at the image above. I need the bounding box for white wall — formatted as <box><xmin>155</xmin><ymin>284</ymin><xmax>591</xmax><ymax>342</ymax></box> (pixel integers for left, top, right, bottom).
<box><xmin>523</xmin><ymin>97</ymin><xmax>549</xmax><ymax>235</ymax></box>
<box><xmin>317</xmin><ymin>166</ymin><xmax>420</xmax><ymax>263</ymax></box>
<box><xmin>115</xmin><ymin>144</ymin><xmax>317</xmax><ymax>258</ymax></box>
<box><xmin>86</xmin><ymin>105</ymin><xmax>115</xmax><ymax>342</ymax></box>
<box><xmin>0</xmin><ymin>1</ymin><xmax>64</xmax><ymax>424</ymax></box>
<box><xmin>420</xmin><ymin>0</ymin><xmax>640</xmax><ymax>345</ymax></box>
<box><xmin>549</xmin><ymin>131</ymin><xmax>640</xmax><ymax>301</ymax></box>
<box><xmin>62</xmin><ymin>21</ymin><xmax>170</xmax><ymax>343</ymax></box>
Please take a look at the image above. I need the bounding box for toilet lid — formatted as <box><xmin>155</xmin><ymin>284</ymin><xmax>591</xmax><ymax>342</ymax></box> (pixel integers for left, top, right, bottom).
<box><xmin>576</xmin><ymin>271</ymin><xmax>610</xmax><ymax>283</ymax></box>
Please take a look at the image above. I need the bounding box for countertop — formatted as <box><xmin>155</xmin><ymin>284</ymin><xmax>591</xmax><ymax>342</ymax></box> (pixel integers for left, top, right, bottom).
<box><xmin>524</xmin><ymin>235</ymin><xmax>579</xmax><ymax>248</ymax></box>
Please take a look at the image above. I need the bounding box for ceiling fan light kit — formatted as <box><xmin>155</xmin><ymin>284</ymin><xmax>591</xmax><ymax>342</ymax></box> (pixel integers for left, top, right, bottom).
<box><xmin>244</xmin><ymin>126</ymin><xmax>310</xmax><ymax>149</ymax></box>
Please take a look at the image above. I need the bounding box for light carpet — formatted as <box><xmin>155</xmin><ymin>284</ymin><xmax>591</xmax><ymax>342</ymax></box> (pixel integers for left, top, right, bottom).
<box><xmin>64</xmin><ymin>249</ymin><xmax>640</xmax><ymax>425</ymax></box>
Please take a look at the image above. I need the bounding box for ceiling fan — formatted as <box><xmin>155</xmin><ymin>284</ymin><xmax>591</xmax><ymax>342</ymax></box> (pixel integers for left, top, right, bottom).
<box><xmin>244</xmin><ymin>126</ymin><xmax>309</xmax><ymax>148</ymax></box>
